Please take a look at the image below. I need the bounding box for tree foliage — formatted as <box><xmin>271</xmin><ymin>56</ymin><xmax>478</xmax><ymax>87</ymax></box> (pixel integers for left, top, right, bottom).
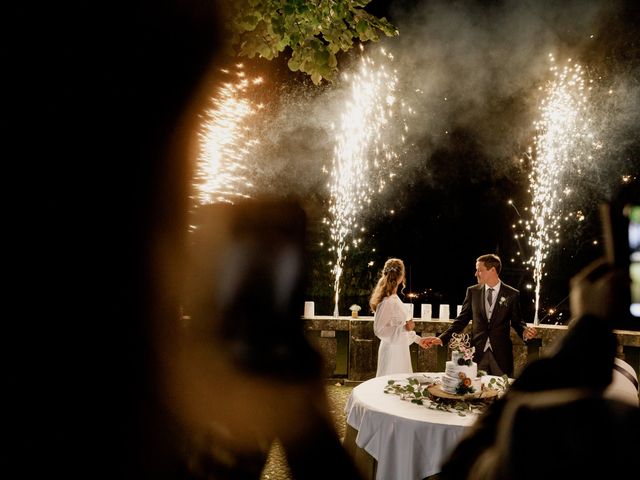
<box><xmin>224</xmin><ymin>0</ymin><xmax>398</xmax><ymax>84</ymax></box>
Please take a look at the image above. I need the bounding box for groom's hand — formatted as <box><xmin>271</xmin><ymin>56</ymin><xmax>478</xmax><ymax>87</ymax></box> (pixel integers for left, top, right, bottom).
<box><xmin>523</xmin><ymin>326</ymin><xmax>536</xmax><ymax>340</ymax></box>
<box><xmin>419</xmin><ymin>336</ymin><xmax>442</xmax><ymax>348</ymax></box>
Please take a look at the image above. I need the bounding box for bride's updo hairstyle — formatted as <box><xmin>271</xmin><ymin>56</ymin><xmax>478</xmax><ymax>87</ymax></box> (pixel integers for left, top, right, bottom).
<box><xmin>369</xmin><ymin>258</ymin><xmax>405</xmax><ymax>312</ymax></box>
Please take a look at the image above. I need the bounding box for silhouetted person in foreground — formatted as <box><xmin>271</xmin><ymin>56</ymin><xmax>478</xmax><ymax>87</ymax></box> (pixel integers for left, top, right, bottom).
<box><xmin>439</xmin><ymin>259</ymin><xmax>640</xmax><ymax>480</ymax></box>
<box><xmin>3</xmin><ymin>2</ymin><xmax>361</xmax><ymax>479</ymax></box>
<box><xmin>173</xmin><ymin>200</ymin><xmax>363</xmax><ymax>479</ymax></box>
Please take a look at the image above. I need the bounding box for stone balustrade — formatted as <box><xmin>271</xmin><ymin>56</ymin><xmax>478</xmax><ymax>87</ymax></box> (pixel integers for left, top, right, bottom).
<box><xmin>303</xmin><ymin>316</ymin><xmax>640</xmax><ymax>382</ymax></box>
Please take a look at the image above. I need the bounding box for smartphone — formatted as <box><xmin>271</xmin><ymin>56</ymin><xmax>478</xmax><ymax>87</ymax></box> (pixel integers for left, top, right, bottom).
<box><xmin>628</xmin><ymin>204</ymin><xmax>640</xmax><ymax>318</ymax></box>
<box><xmin>184</xmin><ymin>199</ymin><xmax>322</xmax><ymax>380</ymax></box>
<box><xmin>601</xmin><ymin>186</ymin><xmax>640</xmax><ymax>327</ymax></box>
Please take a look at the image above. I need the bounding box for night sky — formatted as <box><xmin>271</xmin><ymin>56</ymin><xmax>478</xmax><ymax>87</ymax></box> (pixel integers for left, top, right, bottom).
<box><xmin>290</xmin><ymin>0</ymin><xmax>640</xmax><ymax>321</ymax></box>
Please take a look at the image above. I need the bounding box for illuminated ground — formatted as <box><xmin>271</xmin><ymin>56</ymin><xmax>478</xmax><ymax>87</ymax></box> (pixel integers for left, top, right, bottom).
<box><xmin>260</xmin><ymin>383</ymin><xmax>354</xmax><ymax>480</ymax></box>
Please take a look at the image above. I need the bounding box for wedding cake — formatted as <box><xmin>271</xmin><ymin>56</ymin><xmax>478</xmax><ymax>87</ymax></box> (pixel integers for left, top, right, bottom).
<box><xmin>441</xmin><ymin>333</ymin><xmax>482</xmax><ymax>395</ymax></box>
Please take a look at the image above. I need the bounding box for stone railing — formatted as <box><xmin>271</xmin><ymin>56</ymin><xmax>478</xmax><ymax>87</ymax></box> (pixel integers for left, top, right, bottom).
<box><xmin>303</xmin><ymin>316</ymin><xmax>640</xmax><ymax>382</ymax></box>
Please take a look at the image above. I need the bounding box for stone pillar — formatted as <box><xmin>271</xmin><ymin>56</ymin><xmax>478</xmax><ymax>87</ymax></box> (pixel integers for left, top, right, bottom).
<box><xmin>348</xmin><ymin>319</ymin><xmax>378</xmax><ymax>381</ymax></box>
<box><xmin>303</xmin><ymin>317</ymin><xmax>349</xmax><ymax>378</ymax></box>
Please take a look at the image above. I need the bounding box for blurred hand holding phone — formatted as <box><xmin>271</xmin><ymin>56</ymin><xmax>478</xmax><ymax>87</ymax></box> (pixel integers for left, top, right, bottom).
<box><xmin>601</xmin><ymin>183</ymin><xmax>640</xmax><ymax>328</ymax></box>
<box><xmin>627</xmin><ymin>204</ymin><xmax>640</xmax><ymax>318</ymax></box>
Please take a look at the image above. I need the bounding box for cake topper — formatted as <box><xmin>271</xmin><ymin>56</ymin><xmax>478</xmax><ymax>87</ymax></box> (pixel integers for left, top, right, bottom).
<box><xmin>449</xmin><ymin>332</ymin><xmax>475</xmax><ymax>365</ymax></box>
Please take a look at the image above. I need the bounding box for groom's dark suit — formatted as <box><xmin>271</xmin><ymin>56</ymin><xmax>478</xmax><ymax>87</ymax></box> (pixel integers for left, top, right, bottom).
<box><xmin>438</xmin><ymin>282</ymin><xmax>527</xmax><ymax>376</ymax></box>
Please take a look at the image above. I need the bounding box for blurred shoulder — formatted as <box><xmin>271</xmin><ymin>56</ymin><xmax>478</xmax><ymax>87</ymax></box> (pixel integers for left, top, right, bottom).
<box><xmin>380</xmin><ymin>294</ymin><xmax>400</xmax><ymax>306</ymax></box>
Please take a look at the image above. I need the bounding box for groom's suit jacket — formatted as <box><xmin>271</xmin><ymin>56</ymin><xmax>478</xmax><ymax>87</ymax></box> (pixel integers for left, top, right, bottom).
<box><xmin>439</xmin><ymin>282</ymin><xmax>527</xmax><ymax>376</ymax></box>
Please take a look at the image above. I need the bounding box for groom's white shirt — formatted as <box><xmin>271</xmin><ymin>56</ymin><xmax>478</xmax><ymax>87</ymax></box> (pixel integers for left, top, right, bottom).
<box><xmin>484</xmin><ymin>281</ymin><xmax>502</xmax><ymax>351</ymax></box>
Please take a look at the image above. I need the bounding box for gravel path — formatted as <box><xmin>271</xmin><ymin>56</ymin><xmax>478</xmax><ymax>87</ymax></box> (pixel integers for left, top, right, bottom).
<box><xmin>260</xmin><ymin>383</ymin><xmax>354</xmax><ymax>480</ymax></box>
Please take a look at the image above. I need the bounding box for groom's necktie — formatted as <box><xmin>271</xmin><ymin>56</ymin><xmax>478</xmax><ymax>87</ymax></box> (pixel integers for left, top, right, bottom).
<box><xmin>487</xmin><ymin>287</ymin><xmax>494</xmax><ymax>307</ymax></box>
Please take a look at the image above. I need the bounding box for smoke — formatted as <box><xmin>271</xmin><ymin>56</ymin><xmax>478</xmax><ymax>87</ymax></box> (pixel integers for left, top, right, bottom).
<box><xmin>382</xmin><ymin>0</ymin><xmax>639</xmax><ymax>176</ymax></box>
<box><xmin>219</xmin><ymin>0</ymin><xmax>640</xmax><ymax>262</ymax></box>
<box><xmin>248</xmin><ymin>0</ymin><xmax>638</xmax><ymax>201</ymax></box>
<box><xmin>250</xmin><ymin>82</ymin><xmax>336</xmax><ymax>198</ymax></box>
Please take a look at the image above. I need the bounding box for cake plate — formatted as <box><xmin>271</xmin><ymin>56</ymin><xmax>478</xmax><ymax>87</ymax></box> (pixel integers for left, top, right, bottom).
<box><xmin>427</xmin><ymin>384</ymin><xmax>499</xmax><ymax>401</ymax></box>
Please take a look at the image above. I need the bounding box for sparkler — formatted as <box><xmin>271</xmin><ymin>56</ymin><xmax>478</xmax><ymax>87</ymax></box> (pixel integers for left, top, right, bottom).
<box><xmin>327</xmin><ymin>47</ymin><xmax>409</xmax><ymax>316</ymax></box>
<box><xmin>193</xmin><ymin>64</ymin><xmax>264</xmax><ymax>207</ymax></box>
<box><xmin>526</xmin><ymin>55</ymin><xmax>595</xmax><ymax>324</ymax></box>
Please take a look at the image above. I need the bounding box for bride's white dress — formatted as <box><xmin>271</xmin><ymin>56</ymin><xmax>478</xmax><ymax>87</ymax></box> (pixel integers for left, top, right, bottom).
<box><xmin>373</xmin><ymin>294</ymin><xmax>420</xmax><ymax>377</ymax></box>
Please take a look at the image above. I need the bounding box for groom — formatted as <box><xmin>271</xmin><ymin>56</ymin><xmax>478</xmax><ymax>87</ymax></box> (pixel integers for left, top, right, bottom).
<box><xmin>429</xmin><ymin>254</ymin><xmax>536</xmax><ymax>376</ymax></box>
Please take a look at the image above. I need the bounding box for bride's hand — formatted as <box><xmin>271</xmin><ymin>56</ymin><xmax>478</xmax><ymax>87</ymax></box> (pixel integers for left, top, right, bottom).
<box><xmin>419</xmin><ymin>336</ymin><xmax>442</xmax><ymax>348</ymax></box>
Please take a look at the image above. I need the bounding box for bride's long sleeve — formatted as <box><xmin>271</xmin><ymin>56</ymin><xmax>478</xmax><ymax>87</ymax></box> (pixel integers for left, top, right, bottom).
<box><xmin>373</xmin><ymin>296</ymin><xmax>419</xmax><ymax>345</ymax></box>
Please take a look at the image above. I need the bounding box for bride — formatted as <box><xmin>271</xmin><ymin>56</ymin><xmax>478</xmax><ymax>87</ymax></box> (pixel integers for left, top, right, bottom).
<box><xmin>370</xmin><ymin>258</ymin><xmax>435</xmax><ymax>376</ymax></box>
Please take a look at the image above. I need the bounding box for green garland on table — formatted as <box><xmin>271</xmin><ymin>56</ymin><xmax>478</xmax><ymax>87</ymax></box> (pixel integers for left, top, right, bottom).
<box><xmin>383</xmin><ymin>376</ymin><xmax>510</xmax><ymax>417</ymax></box>
<box><xmin>484</xmin><ymin>375</ymin><xmax>511</xmax><ymax>392</ymax></box>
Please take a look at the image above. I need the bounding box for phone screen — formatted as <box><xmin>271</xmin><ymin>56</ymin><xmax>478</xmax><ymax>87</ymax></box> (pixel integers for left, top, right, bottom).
<box><xmin>629</xmin><ymin>204</ymin><xmax>640</xmax><ymax>318</ymax></box>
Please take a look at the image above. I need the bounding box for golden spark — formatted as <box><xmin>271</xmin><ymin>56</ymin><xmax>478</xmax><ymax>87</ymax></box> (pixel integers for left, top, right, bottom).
<box><xmin>328</xmin><ymin>48</ymin><xmax>409</xmax><ymax>315</ymax></box>
<box><xmin>527</xmin><ymin>56</ymin><xmax>596</xmax><ymax>324</ymax></box>
<box><xmin>193</xmin><ymin>64</ymin><xmax>262</xmax><ymax>207</ymax></box>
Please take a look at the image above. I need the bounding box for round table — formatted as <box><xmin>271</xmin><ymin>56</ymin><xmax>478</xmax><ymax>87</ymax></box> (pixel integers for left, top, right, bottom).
<box><xmin>345</xmin><ymin>373</ymin><xmax>495</xmax><ymax>480</ymax></box>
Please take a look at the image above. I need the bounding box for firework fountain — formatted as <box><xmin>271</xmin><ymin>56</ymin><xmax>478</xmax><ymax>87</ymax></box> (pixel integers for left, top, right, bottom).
<box><xmin>193</xmin><ymin>64</ymin><xmax>264</xmax><ymax>207</ymax></box>
<box><xmin>526</xmin><ymin>55</ymin><xmax>596</xmax><ymax>324</ymax></box>
<box><xmin>327</xmin><ymin>47</ymin><xmax>409</xmax><ymax>316</ymax></box>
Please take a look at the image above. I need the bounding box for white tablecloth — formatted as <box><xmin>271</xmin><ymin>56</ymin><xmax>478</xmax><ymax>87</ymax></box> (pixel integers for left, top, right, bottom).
<box><xmin>345</xmin><ymin>373</ymin><xmax>482</xmax><ymax>480</ymax></box>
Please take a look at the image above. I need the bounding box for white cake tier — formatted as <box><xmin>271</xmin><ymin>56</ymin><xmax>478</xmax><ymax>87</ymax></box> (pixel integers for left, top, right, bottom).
<box><xmin>451</xmin><ymin>351</ymin><xmax>468</xmax><ymax>363</ymax></box>
<box><xmin>444</xmin><ymin>361</ymin><xmax>477</xmax><ymax>380</ymax></box>
<box><xmin>442</xmin><ymin>360</ymin><xmax>479</xmax><ymax>394</ymax></box>
<box><xmin>441</xmin><ymin>374</ymin><xmax>482</xmax><ymax>394</ymax></box>
<box><xmin>444</xmin><ymin>377</ymin><xmax>481</xmax><ymax>394</ymax></box>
